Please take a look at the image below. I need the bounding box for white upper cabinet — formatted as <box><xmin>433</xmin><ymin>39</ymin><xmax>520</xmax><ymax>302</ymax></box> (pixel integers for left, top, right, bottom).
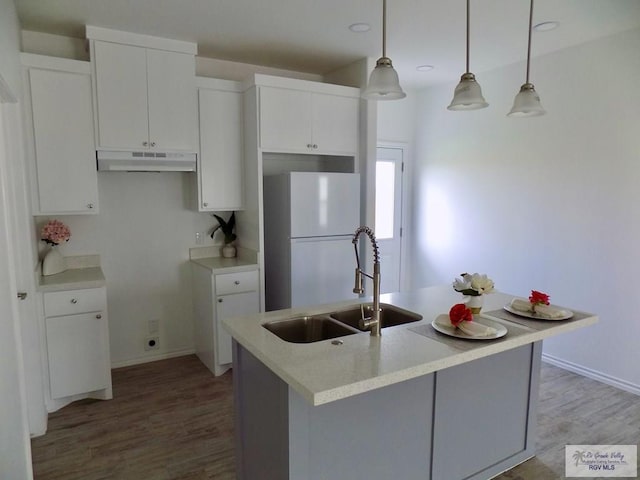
<box><xmin>198</xmin><ymin>79</ymin><xmax>244</xmax><ymax>211</ymax></box>
<box><xmin>88</xmin><ymin>27</ymin><xmax>197</xmax><ymax>153</ymax></box>
<box><xmin>93</xmin><ymin>42</ymin><xmax>149</xmax><ymax>150</ymax></box>
<box><xmin>22</xmin><ymin>55</ymin><xmax>99</xmax><ymax>215</ymax></box>
<box><xmin>146</xmin><ymin>49</ymin><xmax>198</xmax><ymax>152</ymax></box>
<box><xmin>259</xmin><ymin>85</ymin><xmax>359</xmax><ymax>156</ymax></box>
<box><xmin>311</xmin><ymin>93</ymin><xmax>359</xmax><ymax>155</ymax></box>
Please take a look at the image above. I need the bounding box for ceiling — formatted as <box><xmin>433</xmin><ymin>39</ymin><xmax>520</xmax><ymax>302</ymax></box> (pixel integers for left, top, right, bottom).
<box><xmin>15</xmin><ymin>0</ymin><xmax>640</xmax><ymax>87</ymax></box>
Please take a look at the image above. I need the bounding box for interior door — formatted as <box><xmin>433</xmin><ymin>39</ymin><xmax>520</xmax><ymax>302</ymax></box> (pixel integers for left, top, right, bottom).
<box><xmin>0</xmin><ymin>89</ymin><xmax>34</xmax><ymax>478</ymax></box>
<box><xmin>375</xmin><ymin>146</ymin><xmax>404</xmax><ymax>294</ymax></box>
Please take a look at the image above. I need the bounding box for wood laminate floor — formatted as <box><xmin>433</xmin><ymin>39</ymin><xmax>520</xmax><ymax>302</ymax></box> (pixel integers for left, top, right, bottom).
<box><xmin>31</xmin><ymin>355</ymin><xmax>639</xmax><ymax>480</ymax></box>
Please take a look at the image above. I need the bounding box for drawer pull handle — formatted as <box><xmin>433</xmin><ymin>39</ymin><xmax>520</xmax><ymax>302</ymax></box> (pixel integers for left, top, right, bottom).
<box><xmin>96</xmin><ymin>314</ymin><xmax>102</xmax><ymax>319</ymax></box>
<box><xmin>17</xmin><ymin>292</ymin><xmax>27</xmax><ymax>300</ymax></box>
<box><xmin>70</xmin><ymin>299</ymin><xmax>78</xmax><ymax>304</ymax></box>
<box><xmin>218</xmin><ymin>298</ymin><xmax>223</xmax><ymax>303</ymax></box>
<box><xmin>234</xmin><ymin>281</ymin><xmax>240</xmax><ymax>285</ymax></box>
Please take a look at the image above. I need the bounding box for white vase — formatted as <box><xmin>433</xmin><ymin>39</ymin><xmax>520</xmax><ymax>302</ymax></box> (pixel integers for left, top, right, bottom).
<box><xmin>465</xmin><ymin>295</ymin><xmax>484</xmax><ymax>314</ymax></box>
<box><xmin>221</xmin><ymin>244</ymin><xmax>237</xmax><ymax>258</ymax></box>
<box><xmin>42</xmin><ymin>246</ymin><xmax>65</xmax><ymax>276</ymax></box>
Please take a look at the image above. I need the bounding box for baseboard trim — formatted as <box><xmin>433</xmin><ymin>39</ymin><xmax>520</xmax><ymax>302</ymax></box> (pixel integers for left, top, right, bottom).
<box><xmin>111</xmin><ymin>349</ymin><xmax>196</xmax><ymax>369</ymax></box>
<box><xmin>542</xmin><ymin>353</ymin><xmax>640</xmax><ymax>396</ymax></box>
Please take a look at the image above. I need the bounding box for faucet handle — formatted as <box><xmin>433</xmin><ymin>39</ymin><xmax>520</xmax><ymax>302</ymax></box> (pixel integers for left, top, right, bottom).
<box><xmin>353</xmin><ymin>268</ymin><xmax>364</xmax><ymax>294</ymax></box>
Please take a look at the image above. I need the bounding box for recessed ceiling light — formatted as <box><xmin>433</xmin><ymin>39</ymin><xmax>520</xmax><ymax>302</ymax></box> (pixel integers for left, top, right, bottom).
<box><xmin>349</xmin><ymin>23</ymin><xmax>371</xmax><ymax>33</ymax></box>
<box><xmin>533</xmin><ymin>21</ymin><xmax>559</xmax><ymax>32</ymax></box>
<box><xmin>416</xmin><ymin>65</ymin><xmax>435</xmax><ymax>72</ymax></box>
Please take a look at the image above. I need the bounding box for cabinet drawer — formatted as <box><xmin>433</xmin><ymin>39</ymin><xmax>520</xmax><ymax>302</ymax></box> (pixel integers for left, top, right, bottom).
<box><xmin>44</xmin><ymin>288</ymin><xmax>106</xmax><ymax>317</ymax></box>
<box><xmin>215</xmin><ymin>270</ymin><xmax>259</xmax><ymax>296</ymax></box>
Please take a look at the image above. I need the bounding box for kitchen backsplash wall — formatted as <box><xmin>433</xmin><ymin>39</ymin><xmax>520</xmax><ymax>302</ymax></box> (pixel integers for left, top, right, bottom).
<box><xmin>35</xmin><ymin>173</ymin><xmax>218</xmax><ymax>366</ymax></box>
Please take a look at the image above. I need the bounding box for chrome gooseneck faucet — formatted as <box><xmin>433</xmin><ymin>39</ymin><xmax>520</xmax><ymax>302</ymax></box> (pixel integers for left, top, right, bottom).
<box><xmin>352</xmin><ymin>226</ymin><xmax>381</xmax><ymax>337</ymax></box>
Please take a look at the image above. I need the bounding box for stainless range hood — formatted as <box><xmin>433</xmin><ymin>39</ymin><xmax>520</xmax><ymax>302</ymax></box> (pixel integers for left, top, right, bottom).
<box><xmin>97</xmin><ymin>150</ymin><xmax>197</xmax><ymax>172</ymax></box>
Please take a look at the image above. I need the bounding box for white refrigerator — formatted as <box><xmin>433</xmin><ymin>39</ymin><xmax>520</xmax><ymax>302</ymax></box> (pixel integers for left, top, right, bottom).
<box><xmin>263</xmin><ymin>172</ymin><xmax>361</xmax><ymax>311</ymax></box>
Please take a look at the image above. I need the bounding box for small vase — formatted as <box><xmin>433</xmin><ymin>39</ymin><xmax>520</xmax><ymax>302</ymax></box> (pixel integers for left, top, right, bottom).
<box><xmin>42</xmin><ymin>246</ymin><xmax>65</xmax><ymax>276</ymax></box>
<box><xmin>221</xmin><ymin>244</ymin><xmax>237</xmax><ymax>258</ymax></box>
<box><xmin>466</xmin><ymin>295</ymin><xmax>484</xmax><ymax>314</ymax></box>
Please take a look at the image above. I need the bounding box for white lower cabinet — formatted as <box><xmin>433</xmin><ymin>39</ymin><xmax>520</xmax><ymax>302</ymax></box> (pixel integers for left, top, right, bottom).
<box><xmin>215</xmin><ymin>291</ymin><xmax>259</xmax><ymax>365</ymax></box>
<box><xmin>192</xmin><ymin>264</ymin><xmax>260</xmax><ymax>376</ymax></box>
<box><xmin>43</xmin><ymin>287</ymin><xmax>112</xmax><ymax>409</ymax></box>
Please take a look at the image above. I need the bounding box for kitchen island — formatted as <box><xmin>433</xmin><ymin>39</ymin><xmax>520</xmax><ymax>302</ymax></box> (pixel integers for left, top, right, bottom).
<box><xmin>223</xmin><ymin>286</ymin><xmax>597</xmax><ymax>480</ymax></box>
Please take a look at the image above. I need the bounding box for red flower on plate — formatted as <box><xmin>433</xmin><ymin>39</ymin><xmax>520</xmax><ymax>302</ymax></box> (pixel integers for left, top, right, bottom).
<box><xmin>529</xmin><ymin>290</ymin><xmax>550</xmax><ymax>306</ymax></box>
<box><xmin>449</xmin><ymin>303</ymin><xmax>473</xmax><ymax>327</ymax></box>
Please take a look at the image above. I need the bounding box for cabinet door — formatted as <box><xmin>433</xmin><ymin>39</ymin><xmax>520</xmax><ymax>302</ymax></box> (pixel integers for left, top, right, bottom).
<box><xmin>311</xmin><ymin>93</ymin><xmax>359</xmax><ymax>155</ymax></box>
<box><xmin>259</xmin><ymin>87</ymin><xmax>312</xmax><ymax>153</ymax></box>
<box><xmin>46</xmin><ymin>311</ymin><xmax>110</xmax><ymax>399</ymax></box>
<box><xmin>431</xmin><ymin>346</ymin><xmax>533</xmax><ymax>480</ymax></box>
<box><xmin>147</xmin><ymin>49</ymin><xmax>197</xmax><ymax>152</ymax></box>
<box><xmin>29</xmin><ymin>68</ymin><xmax>99</xmax><ymax>214</ymax></box>
<box><xmin>94</xmin><ymin>41</ymin><xmax>149</xmax><ymax>149</ymax></box>
<box><xmin>198</xmin><ymin>89</ymin><xmax>243</xmax><ymax>210</ymax></box>
<box><xmin>216</xmin><ymin>290</ymin><xmax>260</xmax><ymax>365</ymax></box>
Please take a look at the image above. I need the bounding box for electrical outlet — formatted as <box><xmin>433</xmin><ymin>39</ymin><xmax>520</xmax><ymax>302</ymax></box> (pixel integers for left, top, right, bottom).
<box><xmin>148</xmin><ymin>319</ymin><xmax>159</xmax><ymax>334</ymax></box>
<box><xmin>195</xmin><ymin>232</ymin><xmax>203</xmax><ymax>245</ymax></box>
<box><xmin>144</xmin><ymin>336</ymin><xmax>159</xmax><ymax>351</ymax></box>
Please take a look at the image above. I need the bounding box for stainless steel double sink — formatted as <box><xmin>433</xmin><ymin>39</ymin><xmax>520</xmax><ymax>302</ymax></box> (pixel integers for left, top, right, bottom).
<box><xmin>262</xmin><ymin>303</ymin><xmax>423</xmax><ymax>343</ymax></box>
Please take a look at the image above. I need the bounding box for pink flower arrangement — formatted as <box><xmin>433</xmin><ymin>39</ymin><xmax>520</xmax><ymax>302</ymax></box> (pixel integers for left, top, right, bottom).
<box><xmin>41</xmin><ymin>220</ymin><xmax>71</xmax><ymax>246</ymax></box>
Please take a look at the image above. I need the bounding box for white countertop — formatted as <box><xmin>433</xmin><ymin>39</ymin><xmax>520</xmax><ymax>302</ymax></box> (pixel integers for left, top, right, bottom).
<box><xmin>189</xmin><ymin>246</ymin><xmax>258</xmax><ymax>274</ymax></box>
<box><xmin>223</xmin><ymin>285</ymin><xmax>598</xmax><ymax>406</ymax></box>
<box><xmin>38</xmin><ymin>266</ymin><xmax>106</xmax><ymax>292</ymax></box>
<box><xmin>190</xmin><ymin>256</ymin><xmax>259</xmax><ymax>274</ymax></box>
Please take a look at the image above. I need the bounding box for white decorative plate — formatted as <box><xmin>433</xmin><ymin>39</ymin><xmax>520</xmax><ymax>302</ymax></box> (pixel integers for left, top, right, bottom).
<box><xmin>431</xmin><ymin>314</ymin><xmax>508</xmax><ymax>341</ymax></box>
<box><xmin>503</xmin><ymin>304</ymin><xmax>573</xmax><ymax>321</ymax></box>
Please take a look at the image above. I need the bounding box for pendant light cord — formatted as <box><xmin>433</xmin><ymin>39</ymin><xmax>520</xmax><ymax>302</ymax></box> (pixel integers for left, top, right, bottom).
<box><xmin>382</xmin><ymin>0</ymin><xmax>387</xmax><ymax>58</ymax></box>
<box><xmin>526</xmin><ymin>0</ymin><xmax>534</xmax><ymax>83</ymax></box>
<box><xmin>465</xmin><ymin>0</ymin><xmax>470</xmax><ymax>73</ymax></box>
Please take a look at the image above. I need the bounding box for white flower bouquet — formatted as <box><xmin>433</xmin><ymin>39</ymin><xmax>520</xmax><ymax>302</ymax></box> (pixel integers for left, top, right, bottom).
<box><xmin>452</xmin><ymin>272</ymin><xmax>494</xmax><ymax>296</ymax></box>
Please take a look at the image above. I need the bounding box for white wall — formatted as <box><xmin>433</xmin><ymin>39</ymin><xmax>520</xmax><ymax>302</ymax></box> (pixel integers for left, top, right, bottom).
<box><xmin>377</xmin><ymin>93</ymin><xmax>417</xmax><ymax>146</ymax></box>
<box><xmin>410</xmin><ymin>28</ymin><xmax>640</xmax><ymax>392</ymax></box>
<box><xmin>21</xmin><ymin>30</ymin><xmax>323</xmax><ymax>82</ymax></box>
<box><xmin>37</xmin><ymin>174</ymin><xmax>222</xmax><ymax>366</ymax></box>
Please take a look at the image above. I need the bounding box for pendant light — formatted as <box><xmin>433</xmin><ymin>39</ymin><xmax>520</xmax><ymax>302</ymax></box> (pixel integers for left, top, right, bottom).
<box><xmin>508</xmin><ymin>0</ymin><xmax>546</xmax><ymax>117</ymax></box>
<box><xmin>448</xmin><ymin>0</ymin><xmax>488</xmax><ymax>110</ymax></box>
<box><xmin>362</xmin><ymin>0</ymin><xmax>406</xmax><ymax>100</ymax></box>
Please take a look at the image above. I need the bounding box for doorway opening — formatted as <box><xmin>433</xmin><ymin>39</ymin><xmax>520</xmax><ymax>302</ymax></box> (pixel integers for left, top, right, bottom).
<box><xmin>375</xmin><ymin>144</ymin><xmax>408</xmax><ymax>294</ymax></box>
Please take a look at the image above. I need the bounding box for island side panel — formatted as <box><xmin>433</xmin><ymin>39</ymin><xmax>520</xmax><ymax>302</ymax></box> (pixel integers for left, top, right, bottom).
<box><xmin>288</xmin><ymin>374</ymin><xmax>435</xmax><ymax>480</ymax></box>
<box><xmin>431</xmin><ymin>342</ymin><xmax>541</xmax><ymax>480</ymax></box>
<box><xmin>233</xmin><ymin>342</ymin><xmax>290</xmax><ymax>480</ymax></box>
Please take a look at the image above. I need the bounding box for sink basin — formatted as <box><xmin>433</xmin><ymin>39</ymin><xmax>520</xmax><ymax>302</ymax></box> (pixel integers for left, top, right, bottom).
<box><xmin>329</xmin><ymin>303</ymin><xmax>423</xmax><ymax>331</ymax></box>
<box><xmin>263</xmin><ymin>315</ymin><xmax>359</xmax><ymax>343</ymax></box>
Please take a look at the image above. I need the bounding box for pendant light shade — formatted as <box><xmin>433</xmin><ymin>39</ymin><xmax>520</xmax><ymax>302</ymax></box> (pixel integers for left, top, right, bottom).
<box><xmin>448</xmin><ymin>72</ymin><xmax>488</xmax><ymax>110</ymax></box>
<box><xmin>363</xmin><ymin>0</ymin><xmax>406</xmax><ymax>100</ymax></box>
<box><xmin>508</xmin><ymin>0</ymin><xmax>546</xmax><ymax>117</ymax></box>
<box><xmin>508</xmin><ymin>83</ymin><xmax>545</xmax><ymax>117</ymax></box>
<box><xmin>448</xmin><ymin>0</ymin><xmax>488</xmax><ymax>111</ymax></box>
